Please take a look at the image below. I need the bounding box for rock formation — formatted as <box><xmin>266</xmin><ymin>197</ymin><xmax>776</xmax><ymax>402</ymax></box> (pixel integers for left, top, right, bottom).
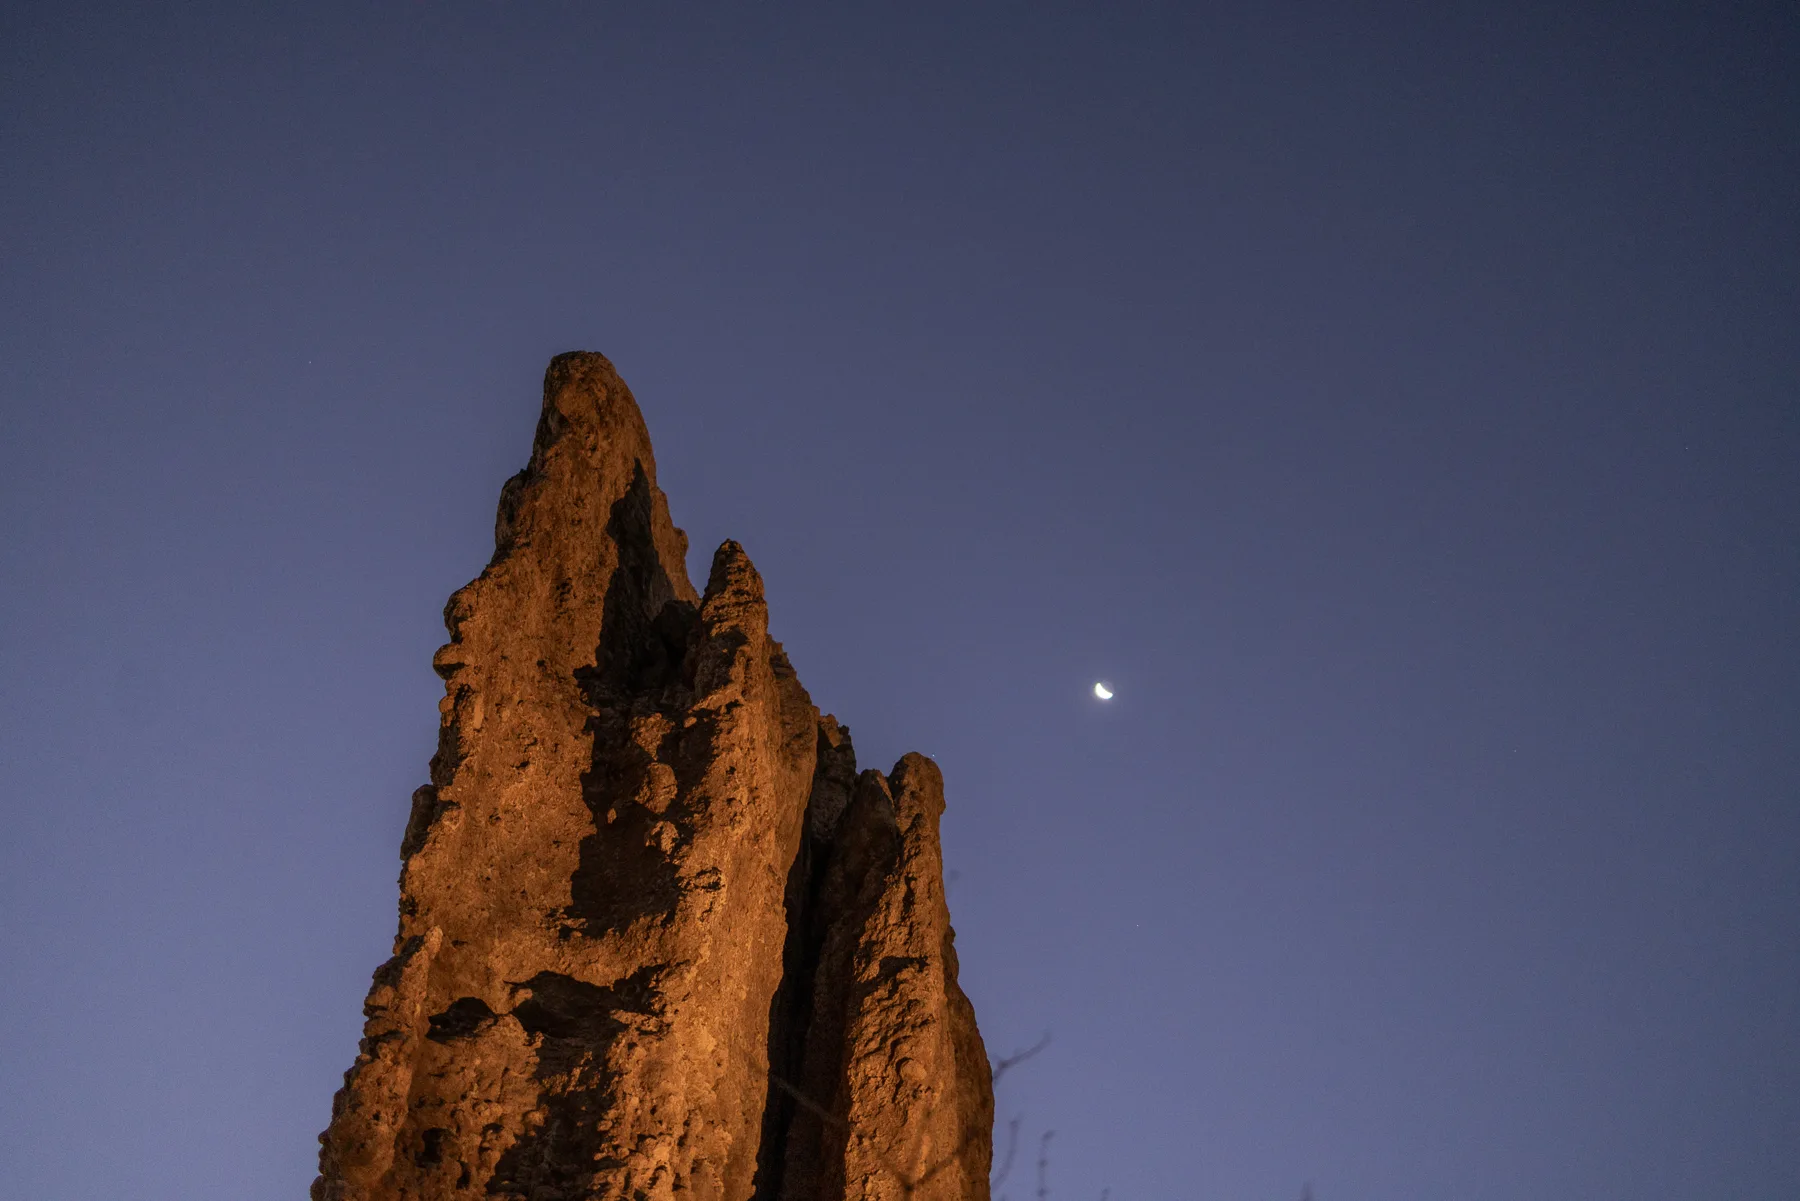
<box><xmin>314</xmin><ymin>353</ymin><xmax>992</xmax><ymax>1201</ymax></box>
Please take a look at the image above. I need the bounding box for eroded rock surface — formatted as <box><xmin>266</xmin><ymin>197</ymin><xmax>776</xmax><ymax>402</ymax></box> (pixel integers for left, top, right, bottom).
<box><xmin>315</xmin><ymin>353</ymin><xmax>991</xmax><ymax>1201</ymax></box>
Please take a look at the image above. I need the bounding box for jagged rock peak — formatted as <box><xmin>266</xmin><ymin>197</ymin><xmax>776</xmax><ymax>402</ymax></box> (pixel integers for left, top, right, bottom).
<box><xmin>315</xmin><ymin>353</ymin><xmax>992</xmax><ymax>1201</ymax></box>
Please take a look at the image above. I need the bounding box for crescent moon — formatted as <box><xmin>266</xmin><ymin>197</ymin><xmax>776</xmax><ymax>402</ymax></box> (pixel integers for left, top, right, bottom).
<box><xmin>1093</xmin><ymin>682</ymin><xmax>1113</xmax><ymax>700</ymax></box>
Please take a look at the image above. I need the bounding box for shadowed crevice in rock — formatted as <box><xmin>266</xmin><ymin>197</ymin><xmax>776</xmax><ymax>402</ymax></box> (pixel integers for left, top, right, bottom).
<box><xmin>564</xmin><ymin>463</ymin><xmax>699</xmax><ymax>940</ymax></box>
<box><xmin>774</xmin><ymin>769</ymin><xmax>905</xmax><ymax>1201</ymax></box>
<box><xmin>510</xmin><ymin>967</ymin><xmax>662</xmax><ymax>1038</ymax></box>
<box><xmin>585</xmin><ymin>462</ymin><xmax>695</xmax><ymax>703</ymax></box>
<box><xmin>752</xmin><ymin>718</ymin><xmax>859</xmax><ymax>1201</ymax></box>
<box><xmin>425</xmin><ymin>998</ymin><xmax>497</xmax><ymax>1044</ymax></box>
<box><xmin>489</xmin><ymin>966</ymin><xmax>669</xmax><ymax>1200</ymax></box>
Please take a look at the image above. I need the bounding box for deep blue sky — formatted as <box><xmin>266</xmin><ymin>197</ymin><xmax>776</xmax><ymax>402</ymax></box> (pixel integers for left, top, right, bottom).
<box><xmin>3</xmin><ymin>3</ymin><xmax>1796</xmax><ymax>1198</ymax></box>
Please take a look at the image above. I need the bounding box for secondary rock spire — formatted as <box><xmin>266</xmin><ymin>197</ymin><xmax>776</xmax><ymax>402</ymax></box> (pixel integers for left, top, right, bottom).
<box><xmin>314</xmin><ymin>353</ymin><xmax>992</xmax><ymax>1201</ymax></box>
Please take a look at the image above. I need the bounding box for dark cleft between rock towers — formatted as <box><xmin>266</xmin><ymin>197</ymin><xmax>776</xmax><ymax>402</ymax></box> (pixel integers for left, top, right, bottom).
<box><xmin>314</xmin><ymin>352</ymin><xmax>992</xmax><ymax>1201</ymax></box>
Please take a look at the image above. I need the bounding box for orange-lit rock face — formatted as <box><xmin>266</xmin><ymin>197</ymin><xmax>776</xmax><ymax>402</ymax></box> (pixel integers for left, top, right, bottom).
<box><xmin>314</xmin><ymin>354</ymin><xmax>991</xmax><ymax>1201</ymax></box>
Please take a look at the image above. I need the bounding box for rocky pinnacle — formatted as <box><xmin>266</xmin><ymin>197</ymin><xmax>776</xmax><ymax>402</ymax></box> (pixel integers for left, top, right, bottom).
<box><xmin>314</xmin><ymin>353</ymin><xmax>993</xmax><ymax>1201</ymax></box>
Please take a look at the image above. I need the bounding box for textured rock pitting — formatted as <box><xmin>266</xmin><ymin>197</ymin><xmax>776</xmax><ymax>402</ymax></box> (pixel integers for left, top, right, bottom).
<box><xmin>315</xmin><ymin>353</ymin><xmax>991</xmax><ymax>1201</ymax></box>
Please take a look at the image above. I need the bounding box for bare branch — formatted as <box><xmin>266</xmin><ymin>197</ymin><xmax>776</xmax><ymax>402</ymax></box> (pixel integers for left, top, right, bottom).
<box><xmin>764</xmin><ymin>1072</ymin><xmax>851</xmax><ymax>1135</ymax></box>
<box><xmin>992</xmin><ymin>1033</ymin><xmax>1052</xmax><ymax>1089</ymax></box>
<box><xmin>991</xmin><ymin>1116</ymin><xmax>1023</xmax><ymax>1189</ymax></box>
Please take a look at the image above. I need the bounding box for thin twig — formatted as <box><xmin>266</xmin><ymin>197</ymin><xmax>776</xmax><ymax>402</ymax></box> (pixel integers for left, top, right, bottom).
<box><xmin>991</xmin><ymin>1116</ymin><xmax>1023</xmax><ymax>1189</ymax></box>
<box><xmin>765</xmin><ymin>1072</ymin><xmax>851</xmax><ymax>1133</ymax></box>
<box><xmin>992</xmin><ymin>1033</ymin><xmax>1052</xmax><ymax>1089</ymax></box>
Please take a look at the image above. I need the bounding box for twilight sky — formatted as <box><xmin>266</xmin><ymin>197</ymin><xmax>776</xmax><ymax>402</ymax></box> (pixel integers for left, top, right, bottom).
<box><xmin>2</xmin><ymin>4</ymin><xmax>1796</xmax><ymax>1199</ymax></box>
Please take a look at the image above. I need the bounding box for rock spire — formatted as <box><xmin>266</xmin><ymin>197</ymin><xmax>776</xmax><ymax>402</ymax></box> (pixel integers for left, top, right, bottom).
<box><xmin>314</xmin><ymin>353</ymin><xmax>992</xmax><ymax>1201</ymax></box>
